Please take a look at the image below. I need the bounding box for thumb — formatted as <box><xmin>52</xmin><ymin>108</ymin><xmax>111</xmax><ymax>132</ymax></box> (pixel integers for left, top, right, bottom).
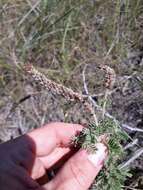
<box><xmin>43</xmin><ymin>143</ymin><xmax>108</xmax><ymax>190</ymax></box>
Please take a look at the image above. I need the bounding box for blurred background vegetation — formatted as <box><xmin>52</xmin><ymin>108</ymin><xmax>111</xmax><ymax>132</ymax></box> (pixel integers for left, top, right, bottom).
<box><xmin>0</xmin><ymin>0</ymin><xmax>143</xmax><ymax>189</ymax></box>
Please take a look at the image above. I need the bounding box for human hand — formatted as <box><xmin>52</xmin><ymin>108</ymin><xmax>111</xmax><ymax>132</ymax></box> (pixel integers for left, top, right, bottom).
<box><xmin>0</xmin><ymin>123</ymin><xmax>108</xmax><ymax>190</ymax></box>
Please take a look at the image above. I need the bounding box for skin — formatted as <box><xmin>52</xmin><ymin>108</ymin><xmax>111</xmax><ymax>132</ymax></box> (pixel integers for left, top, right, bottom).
<box><xmin>0</xmin><ymin>122</ymin><xmax>107</xmax><ymax>190</ymax></box>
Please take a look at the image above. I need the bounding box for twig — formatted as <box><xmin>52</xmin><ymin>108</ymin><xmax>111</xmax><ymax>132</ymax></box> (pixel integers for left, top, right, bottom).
<box><xmin>82</xmin><ymin>66</ymin><xmax>103</xmax><ymax>110</ymax></box>
<box><xmin>102</xmin><ymin>89</ymin><xmax>109</xmax><ymax>119</ymax></box>
<box><xmin>26</xmin><ymin>0</ymin><xmax>40</xmax><ymax>16</ymax></box>
<box><xmin>30</xmin><ymin>97</ymin><xmax>41</xmax><ymax>125</ymax></box>
<box><xmin>104</xmin><ymin>34</ymin><xmax>117</xmax><ymax>58</ymax></box>
<box><xmin>124</xmin><ymin>139</ymin><xmax>138</xmax><ymax>150</ymax></box>
<box><xmin>123</xmin><ymin>186</ymin><xmax>142</xmax><ymax>190</ymax></box>
<box><xmin>18</xmin><ymin>0</ymin><xmax>41</xmax><ymax>26</ymax></box>
<box><xmin>104</xmin><ymin>25</ymin><xmax>119</xmax><ymax>59</ymax></box>
<box><xmin>120</xmin><ymin>148</ymin><xmax>143</xmax><ymax>169</ymax></box>
<box><xmin>122</xmin><ymin>124</ymin><xmax>143</xmax><ymax>133</ymax></box>
<box><xmin>82</xmin><ymin>65</ymin><xmax>99</xmax><ymax>125</ymax></box>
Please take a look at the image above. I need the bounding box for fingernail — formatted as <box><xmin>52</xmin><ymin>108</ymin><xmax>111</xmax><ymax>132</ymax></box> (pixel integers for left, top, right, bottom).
<box><xmin>87</xmin><ymin>143</ymin><xmax>108</xmax><ymax>167</ymax></box>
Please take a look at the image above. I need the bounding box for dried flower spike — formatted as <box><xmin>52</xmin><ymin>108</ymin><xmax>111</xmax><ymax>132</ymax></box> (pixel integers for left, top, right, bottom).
<box><xmin>100</xmin><ymin>65</ymin><xmax>116</xmax><ymax>89</ymax></box>
<box><xmin>24</xmin><ymin>64</ymin><xmax>98</xmax><ymax>124</ymax></box>
<box><xmin>24</xmin><ymin>64</ymin><xmax>84</xmax><ymax>102</ymax></box>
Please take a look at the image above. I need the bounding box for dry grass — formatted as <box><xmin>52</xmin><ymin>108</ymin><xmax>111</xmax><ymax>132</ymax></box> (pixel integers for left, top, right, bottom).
<box><xmin>0</xmin><ymin>0</ymin><xmax>143</xmax><ymax>188</ymax></box>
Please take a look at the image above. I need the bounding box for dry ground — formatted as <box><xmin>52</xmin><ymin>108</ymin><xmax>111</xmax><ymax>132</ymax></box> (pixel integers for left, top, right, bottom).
<box><xmin>0</xmin><ymin>0</ymin><xmax>143</xmax><ymax>189</ymax></box>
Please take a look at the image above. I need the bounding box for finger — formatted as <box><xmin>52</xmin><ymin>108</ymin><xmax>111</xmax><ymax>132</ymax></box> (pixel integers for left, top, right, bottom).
<box><xmin>31</xmin><ymin>147</ymin><xmax>71</xmax><ymax>180</ymax></box>
<box><xmin>43</xmin><ymin>143</ymin><xmax>108</xmax><ymax>190</ymax></box>
<box><xmin>28</xmin><ymin>122</ymin><xmax>83</xmax><ymax>157</ymax></box>
<box><xmin>30</xmin><ymin>157</ymin><xmax>46</xmax><ymax>180</ymax></box>
<box><xmin>39</xmin><ymin>147</ymin><xmax>71</xmax><ymax>169</ymax></box>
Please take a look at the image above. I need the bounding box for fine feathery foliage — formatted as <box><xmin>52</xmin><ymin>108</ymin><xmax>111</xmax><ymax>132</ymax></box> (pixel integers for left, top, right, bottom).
<box><xmin>73</xmin><ymin>118</ymin><xmax>131</xmax><ymax>190</ymax></box>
